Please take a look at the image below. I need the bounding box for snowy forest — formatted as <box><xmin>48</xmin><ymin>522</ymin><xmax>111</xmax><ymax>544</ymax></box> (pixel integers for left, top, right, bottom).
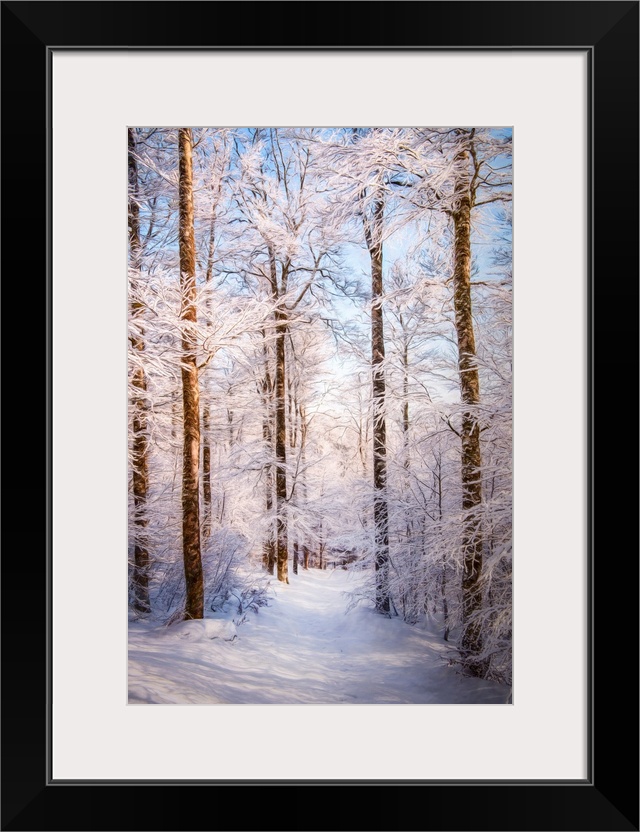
<box><xmin>128</xmin><ymin>127</ymin><xmax>513</xmax><ymax>705</ymax></box>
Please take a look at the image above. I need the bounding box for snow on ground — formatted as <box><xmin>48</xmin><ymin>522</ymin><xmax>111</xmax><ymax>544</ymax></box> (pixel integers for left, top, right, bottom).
<box><xmin>128</xmin><ymin>568</ymin><xmax>508</xmax><ymax>704</ymax></box>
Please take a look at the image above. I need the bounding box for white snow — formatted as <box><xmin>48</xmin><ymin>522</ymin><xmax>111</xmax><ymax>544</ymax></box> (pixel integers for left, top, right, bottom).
<box><xmin>161</xmin><ymin>618</ymin><xmax>237</xmax><ymax>643</ymax></box>
<box><xmin>128</xmin><ymin>568</ymin><xmax>509</xmax><ymax>704</ymax></box>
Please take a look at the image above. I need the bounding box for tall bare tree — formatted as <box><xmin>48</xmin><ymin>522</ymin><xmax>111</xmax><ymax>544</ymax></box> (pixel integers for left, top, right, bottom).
<box><xmin>235</xmin><ymin>129</ymin><xmax>321</xmax><ymax>584</ymax></box>
<box><xmin>201</xmin><ymin>202</ymin><xmax>215</xmax><ymax>540</ymax></box>
<box><xmin>451</xmin><ymin>137</ymin><xmax>485</xmax><ymax>675</ymax></box>
<box><xmin>268</xmin><ymin>248</ymin><xmax>290</xmax><ymax>584</ymax></box>
<box><xmin>387</xmin><ymin>126</ymin><xmax>511</xmax><ymax>672</ymax></box>
<box><xmin>260</xmin><ymin>327</ymin><xmax>276</xmax><ymax>574</ymax></box>
<box><xmin>128</xmin><ymin>127</ymin><xmax>150</xmax><ymax>614</ymax></box>
<box><xmin>200</xmin><ymin>138</ymin><xmax>229</xmax><ymax>539</ymax></box>
<box><xmin>363</xmin><ymin>190</ymin><xmax>390</xmax><ymax>614</ymax></box>
<box><xmin>178</xmin><ymin>127</ymin><xmax>204</xmax><ymax>620</ymax></box>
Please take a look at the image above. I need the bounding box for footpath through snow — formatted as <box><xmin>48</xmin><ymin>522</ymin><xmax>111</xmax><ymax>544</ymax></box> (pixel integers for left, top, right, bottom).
<box><xmin>129</xmin><ymin>568</ymin><xmax>508</xmax><ymax>704</ymax></box>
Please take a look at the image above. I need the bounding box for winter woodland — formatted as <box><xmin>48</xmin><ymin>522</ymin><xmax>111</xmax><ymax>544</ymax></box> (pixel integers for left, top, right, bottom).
<box><xmin>128</xmin><ymin>127</ymin><xmax>513</xmax><ymax>704</ymax></box>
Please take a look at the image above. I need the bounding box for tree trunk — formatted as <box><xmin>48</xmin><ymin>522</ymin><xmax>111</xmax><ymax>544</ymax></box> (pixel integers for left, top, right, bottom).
<box><xmin>401</xmin><ymin>321</ymin><xmax>413</xmax><ymax>567</ymax></box>
<box><xmin>288</xmin><ymin>353</ymin><xmax>300</xmax><ymax>578</ymax></box>
<box><xmin>434</xmin><ymin>459</ymin><xmax>449</xmax><ymax>642</ymax></box>
<box><xmin>261</xmin><ymin>330</ymin><xmax>275</xmax><ymax>574</ymax></box>
<box><xmin>366</xmin><ymin>195</ymin><xmax>390</xmax><ymax>613</ymax></box>
<box><xmin>270</xmin><ymin>251</ymin><xmax>289</xmax><ymax>584</ymax></box>
<box><xmin>452</xmin><ymin>162</ymin><xmax>485</xmax><ymax>675</ymax></box>
<box><xmin>274</xmin><ymin>313</ymin><xmax>289</xmax><ymax>583</ymax></box>
<box><xmin>401</xmin><ymin>327</ymin><xmax>410</xmax><ymax>471</ymax></box>
<box><xmin>300</xmin><ymin>403</ymin><xmax>310</xmax><ymax>571</ymax></box>
<box><xmin>171</xmin><ymin>389</ymin><xmax>179</xmax><ymax>439</ymax></box>
<box><xmin>128</xmin><ymin>128</ymin><xmax>150</xmax><ymax>614</ymax></box>
<box><xmin>201</xmin><ymin>204</ymin><xmax>216</xmax><ymax>540</ymax></box>
<box><xmin>202</xmin><ymin>406</ymin><xmax>211</xmax><ymax>539</ymax></box>
<box><xmin>178</xmin><ymin>128</ymin><xmax>204</xmax><ymax>620</ymax></box>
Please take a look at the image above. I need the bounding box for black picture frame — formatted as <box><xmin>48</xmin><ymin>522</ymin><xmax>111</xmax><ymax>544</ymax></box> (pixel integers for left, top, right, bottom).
<box><xmin>2</xmin><ymin>2</ymin><xmax>637</xmax><ymax>830</ymax></box>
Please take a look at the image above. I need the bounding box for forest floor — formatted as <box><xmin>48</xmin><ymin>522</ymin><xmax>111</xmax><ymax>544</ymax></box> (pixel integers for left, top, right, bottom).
<box><xmin>128</xmin><ymin>568</ymin><xmax>508</xmax><ymax>704</ymax></box>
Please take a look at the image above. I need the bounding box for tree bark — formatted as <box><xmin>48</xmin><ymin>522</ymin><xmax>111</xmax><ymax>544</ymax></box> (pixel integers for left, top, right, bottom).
<box><xmin>300</xmin><ymin>403</ymin><xmax>310</xmax><ymax>570</ymax></box>
<box><xmin>400</xmin><ymin>320</ymin><xmax>413</xmax><ymax>568</ymax></box>
<box><xmin>274</xmin><ymin>313</ymin><xmax>289</xmax><ymax>583</ymax></box>
<box><xmin>178</xmin><ymin>128</ymin><xmax>204</xmax><ymax>620</ymax></box>
<box><xmin>261</xmin><ymin>330</ymin><xmax>275</xmax><ymax>574</ymax></box>
<box><xmin>270</xmin><ymin>250</ymin><xmax>289</xmax><ymax>584</ymax></box>
<box><xmin>128</xmin><ymin>128</ymin><xmax>151</xmax><ymax>614</ymax></box>
<box><xmin>202</xmin><ymin>407</ymin><xmax>211</xmax><ymax>539</ymax></box>
<box><xmin>401</xmin><ymin>325</ymin><xmax>410</xmax><ymax>471</ymax></box>
<box><xmin>452</xmin><ymin>155</ymin><xmax>485</xmax><ymax>675</ymax></box>
<box><xmin>434</xmin><ymin>457</ymin><xmax>449</xmax><ymax>642</ymax></box>
<box><xmin>201</xmin><ymin>204</ymin><xmax>216</xmax><ymax>540</ymax></box>
<box><xmin>287</xmin><ymin>352</ymin><xmax>303</xmax><ymax>578</ymax></box>
<box><xmin>366</xmin><ymin>195</ymin><xmax>390</xmax><ymax>613</ymax></box>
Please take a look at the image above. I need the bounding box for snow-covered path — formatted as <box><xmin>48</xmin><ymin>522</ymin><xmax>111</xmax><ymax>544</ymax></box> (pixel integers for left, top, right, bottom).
<box><xmin>128</xmin><ymin>569</ymin><xmax>507</xmax><ymax>704</ymax></box>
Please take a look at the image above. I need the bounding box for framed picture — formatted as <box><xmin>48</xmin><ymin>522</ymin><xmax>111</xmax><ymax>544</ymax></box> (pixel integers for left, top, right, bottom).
<box><xmin>2</xmin><ymin>2</ymin><xmax>637</xmax><ymax>830</ymax></box>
